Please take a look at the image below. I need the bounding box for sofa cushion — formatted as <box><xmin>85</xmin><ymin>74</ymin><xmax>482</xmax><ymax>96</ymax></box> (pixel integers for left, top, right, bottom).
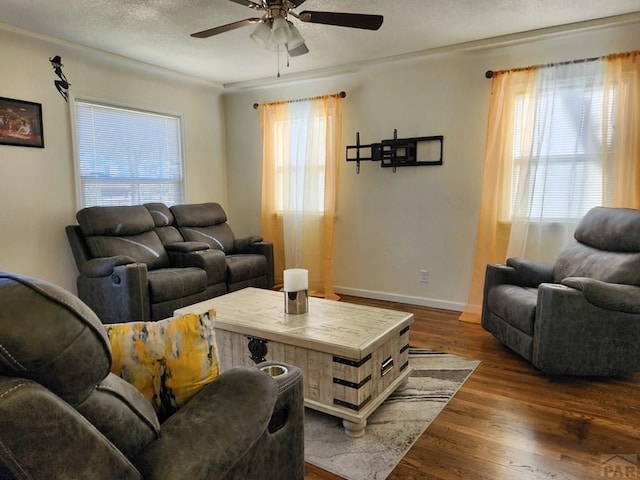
<box><xmin>171</xmin><ymin>203</ymin><xmax>236</xmax><ymax>253</ymax></box>
<box><xmin>0</xmin><ymin>272</ymin><xmax>111</xmax><ymax>405</ymax></box>
<box><xmin>105</xmin><ymin>311</ymin><xmax>220</xmax><ymax>420</ymax></box>
<box><xmin>171</xmin><ymin>202</ymin><xmax>227</xmax><ymax>227</ymax></box>
<box><xmin>555</xmin><ymin>206</ymin><xmax>640</xmax><ymax>285</ymax></box>
<box><xmin>84</xmin><ymin>230</ymin><xmax>171</xmax><ymax>270</ymax></box>
<box><xmin>0</xmin><ymin>377</ymin><xmax>142</xmax><ymax>480</ymax></box>
<box><xmin>144</xmin><ymin>203</ymin><xmax>185</xmax><ymax>246</ymax></box>
<box><xmin>144</xmin><ymin>203</ymin><xmax>174</xmax><ymax>228</ymax></box>
<box><xmin>76</xmin><ymin>372</ymin><xmax>160</xmax><ymax>459</ymax></box>
<box><xmin>553</xmin><ymin>243</ymin><xmax>640</xmax><ymax>286</ymax></box>
<box><xmin>147</xmin><ymin>268</ymin><xmax>207</xmax><ymax>303</ymax></box>
<box><xmin>178</xmin><ymin>225</ymin><xmax>236</xmax><ymax>253</ymax></box>
<box><xmin>487</xmin><ymin>284</ymin><xmax>538</xmax><ymax>336</ymax></box>
<box><xmin>574</xmin><ymin>206</ymin><xmax>640</xmax><ymax>252</ymax></box>
<box><xmin>77</xmin><ymin>205</ymin><xmax>155</xmax><ymax>236</ymax></box>
<box><xmin>77</xmin><ymin>205</ymin><xmax>170</xmax><ymax>270</ymax></box>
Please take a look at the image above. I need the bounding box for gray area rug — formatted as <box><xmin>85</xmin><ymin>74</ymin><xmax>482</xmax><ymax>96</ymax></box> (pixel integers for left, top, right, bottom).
<box><xmin>304</xmin><ymin>348</ymin><xmax>480</xmax><ymax>480</ymax></box>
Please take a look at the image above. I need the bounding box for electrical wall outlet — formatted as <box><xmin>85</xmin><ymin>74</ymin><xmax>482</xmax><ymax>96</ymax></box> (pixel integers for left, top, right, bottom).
<box><xmin>420</xmin><ymin>269</ymin><xmax>429</xmax><ymax>283</ymax></box>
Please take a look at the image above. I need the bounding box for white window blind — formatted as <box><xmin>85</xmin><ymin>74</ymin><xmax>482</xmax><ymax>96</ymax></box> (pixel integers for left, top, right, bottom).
<box><xmin>510</xmin><ymin>81</ymin><xmax>616</xmax><ymax>221</ymax></box>
<box><xmin>73</xmin><ymin>99</ymin><xmax>184</xmax><ymax>208</ymax></box>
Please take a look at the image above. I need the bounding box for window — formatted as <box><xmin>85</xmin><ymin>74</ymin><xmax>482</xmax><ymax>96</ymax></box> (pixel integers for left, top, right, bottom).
<box><xmin>258</xmin><ymin>94</ymin><xmax>342</xmax><ymax>297</ymax></box>
<box><xmin>71</xmin><ymin>98</ymin><xmax>184</xmax><ymax>208</ymax></box>
<box><xmin>272</xmin><ymin>114</ymin><xmax>327</xmax><ymax>213</ymax></box>
<box><xmin>272</xmin><ymin>112</ymin><xmax>327</xmax><ymax>213</ymax></box>
<box><xmin>509</xmin><ymin>79</ymin><xmax>617</xmax><ymax>222</ymax></box>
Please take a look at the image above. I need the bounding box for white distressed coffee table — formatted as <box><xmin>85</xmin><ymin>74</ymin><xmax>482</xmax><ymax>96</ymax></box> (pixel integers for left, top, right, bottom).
<box><xmin>175</xmin><ymin>287</ymin><xmax>413</xmax><ymax>437</ymax></box>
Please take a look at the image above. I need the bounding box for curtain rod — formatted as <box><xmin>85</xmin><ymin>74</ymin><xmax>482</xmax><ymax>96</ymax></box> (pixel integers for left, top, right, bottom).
<box><xmin>484</xmin><ymin>50</ymin><xmax>639</xmax><ymax>79</ymax></box>
<box><xmin>253</xmin><ymin>91</ymin><xmax>346</xmax><ymax>109</ymax></box>
<box><xmin>485</xmin><ymin>55</ymin><xmax>601</xmax><ymax>79</ymax></box>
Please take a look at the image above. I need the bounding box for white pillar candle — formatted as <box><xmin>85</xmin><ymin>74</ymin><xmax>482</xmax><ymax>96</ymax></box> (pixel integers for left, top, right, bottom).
<box><xmin>283</xmin><ymin>268</ymin><xmax>308</xmax><ymax>292</ymax></box>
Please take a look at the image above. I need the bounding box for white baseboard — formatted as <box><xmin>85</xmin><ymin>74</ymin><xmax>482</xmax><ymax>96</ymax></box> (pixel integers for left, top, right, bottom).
<box><xmin>333</xmin><ymin>286</ymin><xmax>465</xmax><ymax>312</ymax></box>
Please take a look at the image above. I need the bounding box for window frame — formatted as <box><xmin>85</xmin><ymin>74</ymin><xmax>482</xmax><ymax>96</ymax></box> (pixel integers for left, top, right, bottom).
<box><xmin>69</xmin><ymin>94</ymin><xmax>186</xmax><ymax>210</ymax></box>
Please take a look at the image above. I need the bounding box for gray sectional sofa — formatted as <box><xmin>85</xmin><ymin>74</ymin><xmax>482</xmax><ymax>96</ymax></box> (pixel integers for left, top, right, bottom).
<box><xmin>66</xmin><ymin>202</ymin><xmax>274</xmax><ymax>323</ymax></box>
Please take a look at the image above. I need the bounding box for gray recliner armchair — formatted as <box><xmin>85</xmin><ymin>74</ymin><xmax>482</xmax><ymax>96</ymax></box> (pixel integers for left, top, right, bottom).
<box><xmin>0</xmin><ymin>271</ymin><xmax>304</xmax><ymax>480</ymax></box>
<box><xmin>482</xmin><ymin>207</ymin><xmax>640</xmax><ymax>376</ymax></box>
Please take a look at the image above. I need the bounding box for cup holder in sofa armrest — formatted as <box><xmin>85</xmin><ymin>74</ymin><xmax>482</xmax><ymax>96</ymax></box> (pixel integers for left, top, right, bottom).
<box><xmin>257</xmin><ymin>362</ymin><xmax>300</xmax><ymax>435</ymax></box>
<box><xmin>260</xmin><ymin>364</ymin><xmax>289</xmax><ymax>378</ymax></box>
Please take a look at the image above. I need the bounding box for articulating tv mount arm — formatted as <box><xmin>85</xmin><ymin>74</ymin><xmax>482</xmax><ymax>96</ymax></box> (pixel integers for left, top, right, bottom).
<box><xmin>346</xmin><ymin>129</ymin><xmax>443</xmax><ymax>173</ymax></box>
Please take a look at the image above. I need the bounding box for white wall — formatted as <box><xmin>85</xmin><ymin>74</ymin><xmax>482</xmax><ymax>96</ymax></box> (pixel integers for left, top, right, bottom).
<box><xmin>223</xmin><ymin>21</ymin><xmax>640</xmax><ymax>310</ymax></box>
<box><xmin>0</xmin><ymin>27</ymin><xmax>226</xmax><ymax>292</ymax></box>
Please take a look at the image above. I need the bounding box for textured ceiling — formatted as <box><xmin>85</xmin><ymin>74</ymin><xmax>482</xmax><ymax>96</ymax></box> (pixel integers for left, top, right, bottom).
<box><xmin>2</xmin><ymin>0</ymin><xmax>639</xmax><ymax>87</ymax></box>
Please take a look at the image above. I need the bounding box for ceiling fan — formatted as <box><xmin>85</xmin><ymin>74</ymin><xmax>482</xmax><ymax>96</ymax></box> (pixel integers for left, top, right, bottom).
<box><xmin>191</xmin><ymin>0</ymin><xmax>384</xmax><ymax>57</ymax></box>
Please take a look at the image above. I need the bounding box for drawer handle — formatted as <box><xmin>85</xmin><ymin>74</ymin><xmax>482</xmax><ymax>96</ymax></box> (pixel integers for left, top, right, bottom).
<box><xmin>381</xmin><ymin>356</ymin><xmax>394</xmax><ymax>377</ymax></box>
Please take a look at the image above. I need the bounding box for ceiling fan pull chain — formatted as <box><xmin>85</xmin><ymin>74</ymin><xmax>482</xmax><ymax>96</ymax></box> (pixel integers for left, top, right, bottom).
<box><xmin>277</xmin><ymin>46</ymin><xmax>281</xmax><ymax>78</ymax></box>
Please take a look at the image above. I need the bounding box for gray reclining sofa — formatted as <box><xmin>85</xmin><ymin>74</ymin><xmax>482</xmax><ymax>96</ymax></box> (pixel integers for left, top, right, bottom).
<box><xmin>66</xmin><ymin>202</ymin><xmax>273</xmax><ymax>323</ymax></box>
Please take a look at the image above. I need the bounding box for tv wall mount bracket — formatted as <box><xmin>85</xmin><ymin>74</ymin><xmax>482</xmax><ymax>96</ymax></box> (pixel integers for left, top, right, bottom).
<box><xmin>346</xmin><ymin>129</ymin><xmax>443</xmax><ymax>173</ymax></box>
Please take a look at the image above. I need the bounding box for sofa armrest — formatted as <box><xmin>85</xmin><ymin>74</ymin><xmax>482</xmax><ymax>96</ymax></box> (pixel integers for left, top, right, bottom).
<box><xmin>532</xmin><ymin>283</ymin><xmax>640</xmax><ymax>375</ymax></box>
<box><xmin>235</xmin><ymin>362</ymin><xmax>304</xmax><ymax>480</ymax></box>
<box><xmin>77</xmin><ymin>264</ymin><xmax>150</xmax><ymax>323</ymax></box>
<box><xmin>81</xmin><ymin>256</ymin><xmax>137</xmax><ymax>278</ymax></box>
<box><xmin>244</xmin><ymin>241</ymin><xmax>274</xmax><ymax>288</ymax></box>
<box><xmin>0</xmin><ymin>377</ymin><xmax>141</xmax><ymax>480</ymax></box>
<box><xmin>561</xmin><ymin>277</ymin><xmax>640</xmax><ymax>314</ymax></box>
<box><xmin>66</xmin><ymin>224</ymin><xmax>93</xmax><ymax>271</ymax></box>
<box><xmin>506</xmin><ymin>257</ymin><xmax>555</xmax><ymax>287</ymax></box>
<box><xmin>481</xmin><ymin>263</ymin><xmax>518</xmax><ymax>328</ymax></box>
<box><xmin>233</xmin><ymin>236</ymin><xmax>263</xmax><ymax>254</ymax></box>
<box><xmin>167</xmin><ymin>248</ymin><xmax>227</xmax><ymax>286</ymax></box>
<box><xmin>132</xmin><ymin>367</ymin><xmax>279</xmax><ymax>480</ymax></box>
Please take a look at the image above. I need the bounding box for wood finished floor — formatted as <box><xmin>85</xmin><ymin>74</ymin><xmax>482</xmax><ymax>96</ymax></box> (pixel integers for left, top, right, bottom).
<box><xmin>304</xmin><ymin>296</ymin><xmax>640</xmax><ymax>480</ymax></box>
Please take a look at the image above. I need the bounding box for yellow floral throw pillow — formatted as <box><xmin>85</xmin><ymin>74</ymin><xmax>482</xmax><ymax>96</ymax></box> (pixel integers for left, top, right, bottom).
<box><xmin>105</xmin><ymin>310</ymin><xmax>219</xmax><ymax>420</ymax></box>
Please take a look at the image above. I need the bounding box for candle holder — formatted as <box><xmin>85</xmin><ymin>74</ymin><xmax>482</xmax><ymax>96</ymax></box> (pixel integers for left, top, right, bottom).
<box><xmin>285</xmin><ymin>289</ymin><xmax>308</xmax><ymax>314</ymax></box>
<box><xmin>283</xmin><ymin>268</ymin><xmax>309</xmax><ymax>314</ymax></box>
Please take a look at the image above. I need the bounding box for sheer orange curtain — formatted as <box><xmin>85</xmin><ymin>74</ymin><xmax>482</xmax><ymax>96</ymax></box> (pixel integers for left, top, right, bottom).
<box><xmin>258</xmin><ymin>95</ymin><xmax>342</xmax><ymax>299</ymax></box>
<box><xmin>461</xmin><ymin>51</ymin><xmax>640</xmax><ymax>324</ymax></box>
<box><xmin>259</xmin><ymin>101</ymin><xmax>288</xmax><ymax>288</ymax></box>
<box><xmin>603</xmin><ymin>51</ymin><xmax>640</xmax><ymax>207</ymax></box>
<box><xmin>459</xmin><ymin>68</ymin><xmax>538</xmax><ymax>323</ymax></box>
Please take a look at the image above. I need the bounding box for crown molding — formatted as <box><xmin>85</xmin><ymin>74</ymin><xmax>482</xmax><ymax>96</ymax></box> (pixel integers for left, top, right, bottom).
<box><xmin>222</xmin><ymin>11</ymin><xmax>640</xmax><ymax>91</ymax></box>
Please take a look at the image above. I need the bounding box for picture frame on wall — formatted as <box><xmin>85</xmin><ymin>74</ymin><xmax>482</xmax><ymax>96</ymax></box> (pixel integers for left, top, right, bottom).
<box><xmin>0</xmin><ymin>97</ymin><xmax>44</xmax><ymax>148</ymax></box>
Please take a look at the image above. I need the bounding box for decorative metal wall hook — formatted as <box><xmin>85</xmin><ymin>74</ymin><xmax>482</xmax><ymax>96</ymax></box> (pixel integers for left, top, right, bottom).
<box><xmin>49</xmin><ymin>55</ymin><xmax>71</xmax><ymax>102</ymax></box>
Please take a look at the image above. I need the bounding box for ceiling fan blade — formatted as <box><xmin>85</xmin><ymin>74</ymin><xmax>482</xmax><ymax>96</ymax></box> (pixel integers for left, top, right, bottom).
<box><xmin>299</xmin><ymin>11</ymin><xmax>383</xmax><ymax>30</ymax></box>
<box><xmin>288</xmin><ymin>0</ymin><xmax>308</xmax><ymax>7</ymax></box>
<box><xmin>191</xmin><ymin>18</ymin><xmax>260</xmax><ymax>38</ymax></box>
<box><xmin>227</xmin><ymin>0</ymin><xmax>263</xmax><ymax>7</ymax></box>
<box><xmin>287</xmin><ymin>42</ymin><xmax>309</xmax><ymax>57</ymax></box>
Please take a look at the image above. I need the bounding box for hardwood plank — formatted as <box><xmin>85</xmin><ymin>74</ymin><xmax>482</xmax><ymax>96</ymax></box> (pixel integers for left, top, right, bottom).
<box><xmin>305</xmin><ymin>295</ymin><xmax>640</xmax><ymax>480</ymax></box>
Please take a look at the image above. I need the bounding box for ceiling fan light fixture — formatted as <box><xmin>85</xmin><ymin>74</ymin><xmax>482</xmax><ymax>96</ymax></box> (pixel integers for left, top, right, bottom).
<box><xmin>250</xmin><ymin>20</ymin><xmax>272</xmax><ymax>48</ymax></box>
<box><xmin>287</xmin><ymin>42</ymin><xmax>309</xmax><ymax>57</ymax></box>
<box><xmin>271</xmin><ymin>16</ymin><xmax>292</xmax><ymax>44</ymax></box>
<box><xmin>286</xmin><ymin>22</ymin><xmax>305</xmax><ymax>50</ymax></box>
